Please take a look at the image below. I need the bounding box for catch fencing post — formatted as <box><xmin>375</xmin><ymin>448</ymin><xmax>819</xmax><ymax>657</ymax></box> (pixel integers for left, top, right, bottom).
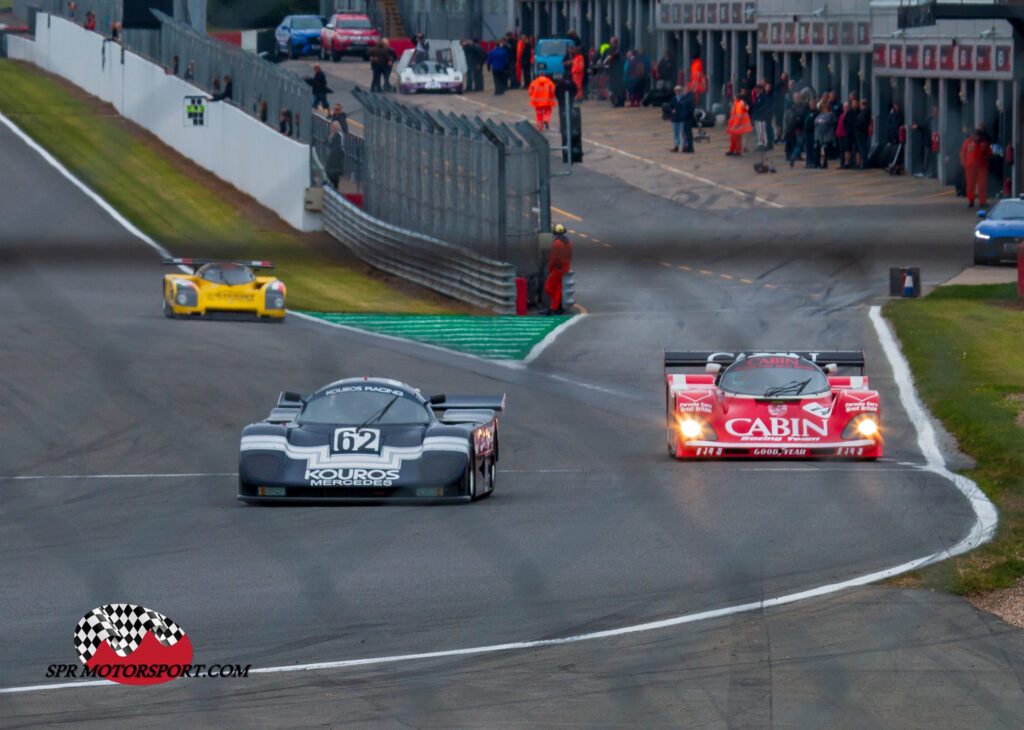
<box><xmin>480</xmin><ymin>120</ymin><xmax>508</xmax><ymax>264</ymax></box>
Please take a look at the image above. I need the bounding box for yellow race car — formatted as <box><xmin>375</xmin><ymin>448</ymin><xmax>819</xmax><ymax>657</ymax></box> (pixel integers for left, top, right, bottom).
<box><xmin>162</xmin><ymin>258</ymin><xmax>286</xmax><ymax>320</ymax></box>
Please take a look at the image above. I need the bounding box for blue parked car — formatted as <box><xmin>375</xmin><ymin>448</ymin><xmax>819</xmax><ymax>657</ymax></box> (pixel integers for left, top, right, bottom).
<box><xmin>533</xmin><ymin>38</ymin><xmax>572</xmax><ymax>79</ymax></box>
<box><xmin>274</xmin><ymin>15</ymin><xmax>324</xmax><ymax>60</ymax></box>
<box><xmin>973</xmin><ymin>197</ymin><xmax>1024</xmax><ymax>264</ymax></box>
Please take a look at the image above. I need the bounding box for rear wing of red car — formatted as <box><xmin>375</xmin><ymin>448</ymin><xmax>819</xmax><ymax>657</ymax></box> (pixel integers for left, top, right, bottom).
<box><xmin>664</xmin><ymin>351</ymin><xmax>866</xmax><ymax>373</ymax></box>
<box><xmin>161</xmin><ymin>258</ymin><xmax>275</xmax><ymax>271</ymax></box>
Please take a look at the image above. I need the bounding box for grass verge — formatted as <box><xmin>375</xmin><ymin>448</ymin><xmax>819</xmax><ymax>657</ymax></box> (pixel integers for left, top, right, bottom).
<box><xmin>886</xmin><ymin>281</ymin><xmax>1024</xmax><ymax>594</ymax></box>
<box><xmin>0</xmin><ymin>59</ymin><xmax>466</xmax><ymax>314</ymax></box>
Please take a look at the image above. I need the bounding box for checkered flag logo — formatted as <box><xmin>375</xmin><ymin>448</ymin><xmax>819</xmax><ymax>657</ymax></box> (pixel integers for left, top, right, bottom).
<box><xmin>75</xmin><ymin>604</ymin><xmax>186</xmax><ymax>663</ymax></box>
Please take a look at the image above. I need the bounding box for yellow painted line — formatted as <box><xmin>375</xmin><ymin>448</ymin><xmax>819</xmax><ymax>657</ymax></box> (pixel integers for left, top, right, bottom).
<box><xmin>719</xmin><ymin>274</ymin><xmax>733</xmax><ymax>280</ymax></box>
<box><xmin>661</xmin><ymin>262</ymin><xmax>673</xmax><ymax>267</ymax></box>
<box><xmin>551</xmin><ymin>206</ymin><xmax>582</xmax><ymax>221</ymax></box>
<box><xmin>577</xmin><ymin>233</ymin><xmax>589</xmax><ymax>239</ymax></box>
<box><xmin>602</xmin><ymin>243</ymin><xmax>612</xmax><ymax>248</ymax></box>
<box><xmin>575</xmin><ymin>303</ymin><xmax>589</xmax><ymax>314</ymax></box>
<box><xmin>568</xmin><ymin>229</ymin><xmax>576</xmax><ymax>234</ymax></box>
<box><xmin>678</xmin><ymin>265</ymin><xmax>692</xmax><ymax>271</ymax></box>
<box><xmin>591</xmin><ymin>238</ymin><xmax>602</xmax><ymax>243</ymax></box>
<box><xmin>924</xmin><ymin>189</ymin><xmax>955</xmax><ymax>199</ymax></box>
<box><xmin>740</xmin><ymin>278</ymin><xmax>754</xmax><ymax>284</ymax></box>
<box><xmin>642</xmin><ymin>257</ymin><xmax>654</xmax><ymax>262</ymax></box>
<box><xmin>764</xmin><ymin>284</ymin><xmax>776</xmax><ymax>289</ymax></box>
<box><xmin>700</xmin><ymin>270</ymin><xmax>713</xmax><ymax>275</ymax></box>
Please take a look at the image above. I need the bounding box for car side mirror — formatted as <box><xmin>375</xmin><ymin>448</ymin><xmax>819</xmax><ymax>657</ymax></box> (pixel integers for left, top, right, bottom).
<box><xmin>824</xmin><ymin>363</ymin><xmax>838</xmax><ymax>374</ymax></box>
<box><xmin>429</xmin><ymin>394</ymin><xmax>446</xmax><ymax>404</ymax></box>
<box><xmin>977</xmin><ymin>209</ymin><xmax>987</xmax><ymax>218</ymax></box>
<box><xmin>705</xmin><ymin>363</ymin><xmax>721</xmax><ymax>374</ymax></box>
<box><xmin>283</xmin><ymin>391</ymin><xmax>303</xmax><ymax>403</ymax></box>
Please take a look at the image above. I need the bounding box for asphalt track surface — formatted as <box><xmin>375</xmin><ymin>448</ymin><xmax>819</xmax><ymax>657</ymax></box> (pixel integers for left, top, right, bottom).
<box><xmin>3</xmin><ymin>94</ymin><xmax>1024</xmax><ymax>725</ymax></box>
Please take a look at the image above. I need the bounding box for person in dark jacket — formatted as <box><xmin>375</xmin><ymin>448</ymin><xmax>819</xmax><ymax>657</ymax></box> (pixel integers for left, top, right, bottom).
<box><xmin>814</xmin><ymin>101</ymin><xmax>838</xmax><ymax>168</ymax></box>
<box><xmin>887</xmin><ymin>101</ymin><xmax>904</xmax><ymax>145</ymax></box>
<box><xmin>854</xmin><ymin>100</ymin><xmax>871</xmax><ymax>168</ymax></box>
<box><xmin>486</xmin><ymin>43</ymin><xmax>510</xmax><ymax>95</ymax></box>
<box><xmin>667</xmin><ymin>84</ymin><xmax>695</xmax><ymax>152</ymax></box>
<box><xmin>750</xmin><ymin>83</ymin><xmax>772</xmax><ymax>149</ymax></box>
<box><xmin>554</xmin><ymin>74</ymin><xmax>577</xmax><ymax>114</ymax></box>
<box><xmin>803</xmin><ymin>103</ymin><xmax>819</xmax><ymax>168</ymax></box>
<box><xmin>209</xmin><ymin>74</ymin><xmax>233</xmax><ymax>102</ymax></box>
<box><xmin>657</xmin><ymin>49</ymin><xmax>676</xmax><ymax>92</ymax></box>
<box><xmin>606</xmin><ymin>38</ymin><xmax>625</xmax><ymax>107</ymax></box>
<box><xmin>461</xmin><ymin>39</ymin><xmax>486</xmax><ymax>92</ymax></box>
<box><xmin>368</xmin><ymin>41</ymin><xmax>389</xmax><ymax>93</ymax></box>
<box><xmin>841</xmin><ymin>98</ymin><xmax>858</xmax><ymax>167</ymax></box>
<box><xmin>307</xmin><ymin>65</ymin><xmax>328</xmax><ymax>107</ymax></box>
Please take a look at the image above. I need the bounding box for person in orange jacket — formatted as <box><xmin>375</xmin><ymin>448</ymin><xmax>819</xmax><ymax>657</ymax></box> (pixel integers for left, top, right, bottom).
<box><xmin>571</xmin><ymin>49</ymin><xmax>585</xmax><ymax>100</ymax></box>
<box><xmin>690</xmin><ymin>56</ymin><xmax>707</xmax><ymax>106</ymax></box>
<box><xmin>514</xmin><ymin>37</ymin><xmax>524</xmax><ymax>88</ymax></box>
<box><xmin>528</xmin><ymin>73</ymin><xmax>557</xmax><ymax>130</ymax></box>
<box><xmin>726</xmin><ymin>95</ymin><xmax>752</xmax><ymax>156</ymax></box>
<box><xmin>542</xmin><ymin>224</ymin><xmax>573</xmax><ymax>315</ymax></box>
<box><xmin>960</xmin><ymin>126</ymin><xmax>992</xmax><ymax>208</ymax></box>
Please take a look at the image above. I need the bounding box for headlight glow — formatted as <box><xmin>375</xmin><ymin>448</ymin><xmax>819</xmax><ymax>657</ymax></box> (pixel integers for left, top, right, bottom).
<box><xmin>856</xmin><ymin>418</ymin><xmax>878</xmax><ymax>437</ymax></box>
<box><xmin>176</xmin><ymin>293</ymin><xmax>188</xmax><ymax>305</ymax></box>
<box><xmin>975</xmin><ymin>231</ymin><xmax>991</xmax><ymax>240</ymax></box>
<box><xmin>679</xmin><ymin>419</ymin><xmax>703</xmax><ymax>439</ymax></box>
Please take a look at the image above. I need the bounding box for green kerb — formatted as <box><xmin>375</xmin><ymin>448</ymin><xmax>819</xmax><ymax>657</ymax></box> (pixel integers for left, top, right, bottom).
<box><xmin>299</xmin><ymin>313</ymin><xmax>574</xmax><ymax>360</ymax></box>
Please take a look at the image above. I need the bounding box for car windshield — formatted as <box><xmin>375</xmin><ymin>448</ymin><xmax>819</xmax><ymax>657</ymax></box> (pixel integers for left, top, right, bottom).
<box><xmin>198</xmin><ymin>264</ymin><xmax>255</xmax><ymax>285</ymax></box>
<box><xmin>537</xmin><ymin>40</ymin><xmax>569</xmax><ymax>57</ymax></box>
<box><xmin>291</xmin><ymin>16</ymin><xmax>323</xmax><ymax>30</ymax></box>
<box><xmin>987</xmin><ymin>200</ymin><xmax>1024</xmax><ymax>220</ymax></box>
<box><xmin>413</xmin><ymin>61</ymin><xmax>448</xmax><ymax>74</ymax></box>
<box><xmin>298</xmin><ymin>387</ymin><xmax>431</xmax><ymax>425</ymax></box>
<box><xmin>719</xmin><ymin>356</ymin><xmax>830</xmax><ymax>398</ymax></box>
<box><xmin>338</xmin><ymin>18</ymin><xmax>372</xmax><ymax>29</ymax></box>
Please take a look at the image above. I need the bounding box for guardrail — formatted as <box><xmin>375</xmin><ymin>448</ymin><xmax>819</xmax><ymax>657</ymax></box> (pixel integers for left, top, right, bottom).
<box><xmin>322</xmin><ymin>186</ymin><xmax>517</xmax><ymax>313</ymax></box>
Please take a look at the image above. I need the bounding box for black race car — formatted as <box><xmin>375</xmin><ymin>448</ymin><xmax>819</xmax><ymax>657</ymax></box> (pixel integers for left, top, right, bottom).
<box><xmin>238</xmin><ymin>377</ymin><xmax>504</xmax><ymax>503</ymax></box>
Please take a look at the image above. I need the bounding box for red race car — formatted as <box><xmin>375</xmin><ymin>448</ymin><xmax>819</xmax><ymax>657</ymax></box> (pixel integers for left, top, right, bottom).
<box><xmin>320</xmin><ymin>13</ymin><xmax>381</xmax><ymax>61</ymax></box>
<box><xmin>665</xmin><ymin>350</ymin><xmax>882</xmax><ymax>459</ymax></box>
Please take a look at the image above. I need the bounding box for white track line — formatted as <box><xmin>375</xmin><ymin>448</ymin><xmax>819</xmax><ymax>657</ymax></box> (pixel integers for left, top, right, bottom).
<box><xmin>453</xmin><ymin>95</ymin><xmax>784</xmax><ymax>209</ymax></box>
<box><xmin>0</xmin><ymin>473</ymin><xmax>236</xmax><ymax>481</ymax></box>
<box><xmin>0</xmin><ymin>307</ymin><xmax>997</xmax><ymax>696</ymax></box>
<box><xmin>0</xmin><ymin>111</ymin><xmax>170</xmax><ymax>258</ymax></box>
<box><xmin>523</xmin><ymin>314</ymin><xmax>585</xmax><ymax>364</ymax></box>
<box><xmin>585</xmin><ymin>139</ymin><xmax>785</xmax><ymax>209</ymax></box>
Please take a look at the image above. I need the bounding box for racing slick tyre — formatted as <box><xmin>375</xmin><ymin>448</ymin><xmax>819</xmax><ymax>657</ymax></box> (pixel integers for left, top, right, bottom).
<box><xmin>464</xmin><ymin>454</ymin><xmax>477</xmax><ymax>500</ymax></box>
<box><xmin>162</xmin><ymin>297</ymin><xmax>173</xmax><ymax>318</ymax></box>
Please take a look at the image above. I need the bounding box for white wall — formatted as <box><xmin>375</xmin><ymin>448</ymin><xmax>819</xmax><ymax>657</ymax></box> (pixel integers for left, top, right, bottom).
<box><xmin>7</xmin><ymin>15</ymin><xmax>318</xmax><ymax>231</ymax></box>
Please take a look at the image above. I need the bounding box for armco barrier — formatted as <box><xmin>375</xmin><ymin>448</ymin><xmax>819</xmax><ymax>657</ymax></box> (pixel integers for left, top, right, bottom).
<box><xmin>6</xmin><ymin>15</ymin><xmax>317</xmax><ymax>232</ymax></box>
<box><xmin>322</xmin><ymin>186</ymin><xmax>517</xmax><ymax>313</ymax></box>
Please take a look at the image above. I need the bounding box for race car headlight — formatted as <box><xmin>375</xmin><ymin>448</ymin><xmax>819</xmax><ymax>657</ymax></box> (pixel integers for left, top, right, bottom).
<box><xmin>842</xmin><ymin>415</ymin><xmax>880</xmax><ymax>440</ymax></box>
<box><xmin>975</xmin><ymin>231</ymin><xmax>991</xmax><ymax>240</ymax></box>
<box><xmin>678</xmin><ymin>416</ymin><xmax>717</xmax><ymax>441</ymax></box>
<box><xmin>680</xmin><ymin>419</ymin><xmax>702</xmax><ymax>439</ymax></box>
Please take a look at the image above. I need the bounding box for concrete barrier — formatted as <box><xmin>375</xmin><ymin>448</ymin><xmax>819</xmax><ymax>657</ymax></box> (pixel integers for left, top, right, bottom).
<box><xmin>6</xmin><ymin>15</ymin><xmax>318</xmax><ymax>231</ymax></box>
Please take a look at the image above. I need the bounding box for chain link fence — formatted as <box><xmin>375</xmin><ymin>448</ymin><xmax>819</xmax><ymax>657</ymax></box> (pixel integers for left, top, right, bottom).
<box><xmin>312</xmin><ymin>110</ymin><xmax>364</xmax><ymax>191</ymax></box>
<box><xmin>151</xmin><ymin>10</ymin><xmax>313</xmax><ymax>141</ymax></box>
<box><xmin>353</xmin><ymin>87</ymin><xmax>544</xmax><ymax>277</ymax></box>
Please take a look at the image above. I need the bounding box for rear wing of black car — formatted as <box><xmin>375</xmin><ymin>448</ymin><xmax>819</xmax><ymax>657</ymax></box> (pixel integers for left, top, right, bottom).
<box><xmin>265</xmin><ymin>391</ymin><xmax>305</xmax><ymax>423</ymax></box>
<box><xmin>161</xmin><ymin>258</ymin><xmax>275</xmax><ymax>271</ymax></box>
<box><xmin>428</xmin><ymin>394</ymin><xmax>507</xmax><ymax>412</ymax></box>
<box><xmin>664</xmin><ymin>350</ymin><xmax>866</xmax><ymax>373</ymax></box>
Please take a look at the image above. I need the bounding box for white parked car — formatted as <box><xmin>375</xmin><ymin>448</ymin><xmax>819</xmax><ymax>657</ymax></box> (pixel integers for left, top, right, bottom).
<box><xmin>392</xmin><ymin>43</ymin><xmax>467</xmax><ymax>94</ymax></box>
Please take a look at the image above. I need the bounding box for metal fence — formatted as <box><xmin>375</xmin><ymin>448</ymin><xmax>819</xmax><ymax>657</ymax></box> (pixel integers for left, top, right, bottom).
<box><xmin>354</xmin><ymin>87</ymin><xmax>545</xmax><ymax>277</ymax></box>
<box><xmin>151</xmin><ymin>11</ymin><xmax>313</xmax><ymax>141</ymax></box>
<box><xmin>312</xmin><ymin>110</ymin><xmax>365</xmax><ymax>191</ymax></box>
<box><xmin>322</xmin><ymin>185</ymin><xmax>518</xmax><ymax>312</ymax></box>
